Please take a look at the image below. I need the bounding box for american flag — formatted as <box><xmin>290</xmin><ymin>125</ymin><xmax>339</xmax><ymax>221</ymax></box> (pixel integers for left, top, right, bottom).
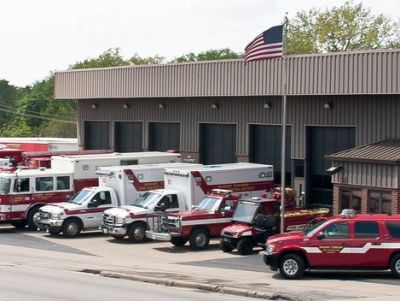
<box><xmin>244</xmin><ymin>25</ymin><xmax>283</xmax><ymax>62</ymax></box>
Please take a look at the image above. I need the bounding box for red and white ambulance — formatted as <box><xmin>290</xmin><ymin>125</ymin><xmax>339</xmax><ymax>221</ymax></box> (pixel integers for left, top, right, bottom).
<box><xmin>0</xmin><ymin>152</ymin><xmax>181</xmax><ymax>229</ymax></box>
<box><xmin>36</xmin><ymin>162</ymin><xmax>199</xmax><ymax>237</ymax></box>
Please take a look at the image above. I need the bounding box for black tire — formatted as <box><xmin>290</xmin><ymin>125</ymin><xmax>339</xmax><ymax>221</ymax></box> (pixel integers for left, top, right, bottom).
<box><xmin>170</xmin><ymin>237</ymin><xmax>188</xmax><ymax>247</ymax></box>
<box><xmin>10</xmin><ymin>220</ymin><xmax>27</xmax><ymax>229</ymax></box>
<box><xmin>127</xmin><ymin>223</ymin><xmax>147</xmax><ymax>243</ymax></box>
<box><xmin>390</xmin><ymin>254</ymin><xmax>400</xmax><ymax>278</ymax></box>
<box><xmin>220</xmin><ymin>240</ymin><xmax>234</xmax><ymax>253</ymax></box>
<box><xmin>189</xmin><ymin>228</ymin><xmax>210</xmax><ymax>250</ymax></box>
<box><xmin>237</xmin><ymin>238</ymin><xmax>253</xmax><ymax>255</ymax></box>
<box><xmin>279</xmin><ymin>254</ymin><xmax>305</xmax><ymax>279</ymax></box>
<box><xmin>62</xmin><ymin>219</ymin><xmax>82</xmax><ymax>238</ymax></box>
<box><xmin>48</xmin><ymin>229</ymin><xmax>60</xmax><ymax>236</ymax></box>
<box><xmin>27</xmin><ymin>207</ymin><xmax>40</xmax><ymax>230</ymax></box>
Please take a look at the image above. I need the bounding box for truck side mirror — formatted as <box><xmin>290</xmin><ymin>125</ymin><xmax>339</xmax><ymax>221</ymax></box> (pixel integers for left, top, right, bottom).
<box><xmin>317</xmin><ymin>232</ymin><xmax>325</xmax><ymax>240</ymax></box>
<box><xmin>88</xmin><ymin>199</ymin><xmax>99</xmax><ymax>208</ymax></box>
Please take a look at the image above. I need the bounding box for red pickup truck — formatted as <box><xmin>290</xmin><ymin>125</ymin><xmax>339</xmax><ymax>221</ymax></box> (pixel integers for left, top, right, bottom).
<box><xmin>146</xmin><ymin>189</ymin><xmax>240</xmax><ymax>250</ymax></box>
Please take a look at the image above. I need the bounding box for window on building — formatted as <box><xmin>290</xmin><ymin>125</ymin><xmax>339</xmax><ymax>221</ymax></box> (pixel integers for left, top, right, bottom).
<box><xmin>355</xmin><ymin>221</ymin><xmax>380</xmax><ymax>238</ymax></box>
<box><xmin>368</xmin><ymin>191</ymin><xmax>391</xmax><ymax>214</ymax></box>
<box><xmin>340</xmin><ymin>189</ymin><xmax>361</xmax><ymax>213</ymax></box>
<box><xmin>56</xmin><ymin>176</ymin><xmax>70</xmax><ymax>191</ymax></box>
<box><xmin>35</xmin><ymin>177</ymin><xmax>54</xmax><ymax>192</ymax></box>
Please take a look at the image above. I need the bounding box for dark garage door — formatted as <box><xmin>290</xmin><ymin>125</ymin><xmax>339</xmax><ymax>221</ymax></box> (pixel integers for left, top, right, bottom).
<box><xmin>115</xmin><ymin>122</ymin><xmax>143</xmax><ymax>152</ymax></box>
<box><xmin>249</xmin><ymin>125</ymin><xmax>291</xmax><ymax>185</ymax></box>
<box><xmin>200</xmin><ymin>124</ymin><xmax>236</xmax><ymax>165</ymax></box>
<box><xmin>84</xmin><ymin>121</ymin><xmax>110</xmax><ymax>150</ymax></box>
<box><xmin>307</xmin><ymin>127</ymin><xmax>356</xmax><ymax>207</ymax></box>
<box><xmin>148</xmin><ymin>122</ymin><xmax>180</xmax><ymax>152</ymax></box>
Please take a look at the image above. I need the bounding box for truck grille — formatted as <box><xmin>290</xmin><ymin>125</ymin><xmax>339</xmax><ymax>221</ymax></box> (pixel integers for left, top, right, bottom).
<box><xmin>39</xmin><ymin>211</ymin><xmax>51</xmax><ymax>220</ymax></box>
<box><xmin>103</xmin><ymin>214</ymin><xmax>115</xmax><ymax>225</ymax></box>
<box><xmin>162</xmin><ymin>216</ymin><xmax>181</xmax><ymax>230</ymax></box>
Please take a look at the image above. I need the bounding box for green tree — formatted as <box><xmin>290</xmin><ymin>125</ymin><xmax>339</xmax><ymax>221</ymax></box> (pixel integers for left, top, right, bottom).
<box><xmin>129</xmin><ymin>53</ymin><xmax>165</xmax><ymax>65</ymax></box>
<box><xmin>287</xmin><ymin>1</ymin><xmax>400</xmax><ymax>54</ymax></box>
<box><xmin>0</xmin><ymin>80</ymin><xmax>19</xmax><ymax>127</ymax></box>
<box><xmin>172</xmin><ymin>48</ymin><xmax>242</xmax><ymax>63</ymax></box>
<box><xmin>70</xmin><ymin>48</ymin><xmax>130</xmax><ymax>69</ymax></box>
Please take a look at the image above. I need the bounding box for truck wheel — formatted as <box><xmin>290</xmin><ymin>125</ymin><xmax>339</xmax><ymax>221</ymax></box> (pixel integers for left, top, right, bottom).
<box><xmin>390</xmin><ymin>254</ymin><xmax>400</xmax><ymax>278</ymax></box>
<box><xmin>237</xmin><ymin>238</ymin><xmax>253</xmax><ymax>255</ymax></box>
<box><xmin>189</xmin><ymin>229</ymin><xmax>210</xmax><ymax>250</ymax></box>
<box><xmin>170</xmin><ymin>237</ymin><xmax>188</xmax><ymax>247</ymax></box>
<box><xmin>279</xmin><ymin>254</ymin><xmax>305</xmax><ymax>279</ymax></box>
<box><xmin>128</xmin><ymin>223</ymin><xmax>147</xmax><ymax>243</ymax></box>
<box><xmin>10</xmin><ymin>220</ymin><xmax>27</xmax><ymax>229</ymax></box>
<box><xmin>62</xmin><ymin>219</ymin><xmax>82</xmax><ymax>238</ymax></box>
<box><xmin>27</xmin><ymin>207</ymin><xmax>40</xmax><ymax>230</ymax></box>
<box><xmin>220</xmin><ymin>240</ymin><xmax>234</xmax><ymax>253</ymax></box>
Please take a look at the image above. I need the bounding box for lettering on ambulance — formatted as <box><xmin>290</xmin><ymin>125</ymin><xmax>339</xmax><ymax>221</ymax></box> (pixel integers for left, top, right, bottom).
<box><xmin>123</xmin><ymin>169</ymin><xmax>164</xmax><ymax>191</ymax></box>
<box><xmin>190</xmin><ymin>171</ymin><xmax>273</xmax><ymax>194</ymax></box>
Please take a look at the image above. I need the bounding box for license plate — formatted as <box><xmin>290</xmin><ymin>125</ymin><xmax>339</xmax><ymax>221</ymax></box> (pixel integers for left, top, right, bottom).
<box><xmin>102</xmin><ymin>228</ymin><xmax>109</xmax><ymax>234</ymax></box>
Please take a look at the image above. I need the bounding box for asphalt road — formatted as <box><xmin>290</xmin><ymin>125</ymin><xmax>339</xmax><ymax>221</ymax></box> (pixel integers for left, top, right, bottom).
<box><xmin>1</xmin><ymin>224</ymin><xmax>399</xmax><ymax>289</ymax></box>
<box><xmin>0</xmin><ymin>265</ymin><xmax>256</xmax><ymax>301</ymax></box>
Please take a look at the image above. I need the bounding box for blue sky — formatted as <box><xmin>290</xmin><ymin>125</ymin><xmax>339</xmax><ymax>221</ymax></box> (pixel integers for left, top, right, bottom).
<box><xmin>1</xmin><ymin>0</ymin><xmax>398</xmax><ymax>87</ymax></box>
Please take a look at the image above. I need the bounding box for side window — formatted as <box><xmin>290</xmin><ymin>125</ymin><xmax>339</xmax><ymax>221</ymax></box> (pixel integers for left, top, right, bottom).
<box><xmin>13</xmin><ymin>178</ymin><xmax>30</xmax><ymax>193</ymax></box>
<box><xmin>386</xmin><ymin>222</ymin><xmax>400</xmax><ymax>238</ymax></box>
<box><xmin>56</xmin><ymin>176</ymin><xmax>70</xmax><ymax>191</ymax></box>
<box><xmin>323</xmin><ymin>222</ymin><xmax>349</xmax><ymax>239</ymax></box>
<box><xmin>35</xmin><ymin>177</ymin><xmax>54</xmax><ymax>192</ymax></box>
<box><xmin>98</xmin><ymin>191</ymin><xmax>112</xmax><ymax>205</ymax></box>
<box><xmin>355</xmin><ymin>221</ymin><xmax>380</xmax><ymax>238</ymax></box>
<box><xmin>167</xmin><ymin>194</ymin><xmax>179</xmax><ymax>209</ymax></box>
<box><xmin>158</xmin><ymin>194</ymin><xmax>179</xmax><ymax>210</ymax></box>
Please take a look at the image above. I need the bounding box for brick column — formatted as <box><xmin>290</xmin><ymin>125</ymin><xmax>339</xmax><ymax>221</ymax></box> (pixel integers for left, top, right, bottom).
<box><xmin>333</xmin><ymin>184</ymin><xmax>340</xmax><ymax>215</ymax></box>
<box><xmin>392</xmin><ymin>190</ymin><xmax>400</xmax><ymax>214</ymax></box>
<box><xmin>237</xmin><ymin>155</ymin><xmax>249</xmax><ymax>162</ymax></box>
<box><xmin>360</xmin><ymin>188</ymin><xmax>369</xmax><ymax>214</ymax></box>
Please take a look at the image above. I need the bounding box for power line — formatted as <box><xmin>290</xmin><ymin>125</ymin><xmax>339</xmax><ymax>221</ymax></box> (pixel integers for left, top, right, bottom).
<box><xmin>0</xmin><ymin>106</ymin><xmax>77</xmax><ymax>124</ymax></box>
<box><xmin>0</xmin><ymin>103</ymin><xmax>76</xmax><ymax>121</ymax></box>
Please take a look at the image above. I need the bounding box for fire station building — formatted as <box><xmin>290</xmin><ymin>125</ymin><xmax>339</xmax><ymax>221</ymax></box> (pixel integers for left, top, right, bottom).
<box><xmin>54</xmin><ymin>49</ymin><xmax>400</xmax><ymax>212</ymax></box>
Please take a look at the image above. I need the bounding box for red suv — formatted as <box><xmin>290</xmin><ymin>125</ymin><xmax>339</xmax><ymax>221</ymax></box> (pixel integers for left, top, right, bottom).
<box><xmin>263</xmin><ymin>210</ymin><xmax>400</xmax><ymax>279</ymax></box>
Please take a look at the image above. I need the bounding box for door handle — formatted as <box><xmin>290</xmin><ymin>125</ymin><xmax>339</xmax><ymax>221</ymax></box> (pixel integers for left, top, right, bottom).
<box><xmin>371</xmin><ymin>242</ymin><xmax>381</xmax><ymax>246</ymax></box>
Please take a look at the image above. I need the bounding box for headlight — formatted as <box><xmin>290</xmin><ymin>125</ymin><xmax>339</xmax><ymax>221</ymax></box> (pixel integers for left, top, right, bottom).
<box><xmin>52</xmin><ymin>212</ymin><xmax>64</xmax><ymax>220</ymax></box>
<box><xmin>116</xmin><ymin>216</ymin><xmax>126</xmax><ymax>224</ymax></box>
<box><xmin>266</xmin><ymin>243</ymin><xmax>275</xmax><ymax>253</ymax></box>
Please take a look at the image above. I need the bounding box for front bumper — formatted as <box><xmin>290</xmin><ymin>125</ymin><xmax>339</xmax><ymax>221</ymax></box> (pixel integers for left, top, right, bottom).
<box><xmin>220</xmin><ymin>236</ymin><xmax>238</xmax><ymax>249</ymax></box>
<box><xmin>145</xmin><ymin>230</ymin><xmax>173</xmax><ymax>241</ymax></box>
<box><xmin>37</xmin><ymin>219</ymin><xmax>63</xmax><ymax>232</ymax></box>
<box><xmin>101</xmin><ymin>224</ymin><xmax>128</xmax><ymax>236</ymax></box>
<box><xmin>263</xmin><ymin>252</ymin><xmax>280</xmax><ymax>271</ymax></box>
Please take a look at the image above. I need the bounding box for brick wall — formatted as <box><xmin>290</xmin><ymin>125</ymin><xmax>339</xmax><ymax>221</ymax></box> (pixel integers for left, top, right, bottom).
<box><xmin>361</xmin><ymin>188</ymin><xmax>368</xmax><ymax>214</ymax></box>
<box><xmin>392</xmin><ymin>190</ymin><xmax>400</xmax><ymax>214</ymax></box>
<box><xmin>333</xmin><ymin>184</ymin><xmax>340</xmax><ymax>215</ymax></box>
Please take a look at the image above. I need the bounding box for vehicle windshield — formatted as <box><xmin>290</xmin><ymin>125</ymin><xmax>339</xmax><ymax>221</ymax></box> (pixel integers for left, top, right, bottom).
<box><xmin>69</xmin><ymin>189</ymin><xmax>93</xmax><ymax>205</ymax></box>
<box><xmin>196</xmin><ymin>197</ymin><xmax>220</xmax><ymax>212</ymax></box>
<box><xmin>131</xmin><ymin>192</ymin><xmax>161</xmax><ymax>209</ymax></box>
<box><xmin>0</xmin><ymin>177</ymin><xmax>11</xmax><ymax>194</ymax></box>
<box><xmin>305</xmin><ymin>219</ymin><xmax>329</xmax><ymax>237</ymax></box>
<box><xmin>232</xmin><ymin>201</ymin><xmax>259</xmax><ymax>223</ymax></box>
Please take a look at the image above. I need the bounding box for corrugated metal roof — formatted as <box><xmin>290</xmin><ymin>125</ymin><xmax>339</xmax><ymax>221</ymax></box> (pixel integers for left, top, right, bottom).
<box><xmin>54</xmin><ymin>49</ymin><xmax>400</xmax><ymax>99</ymax></box>
<box><xmin>327</xmin><ymin>140</ymin><xmax>400</xmax><ymax>163</ymax></box>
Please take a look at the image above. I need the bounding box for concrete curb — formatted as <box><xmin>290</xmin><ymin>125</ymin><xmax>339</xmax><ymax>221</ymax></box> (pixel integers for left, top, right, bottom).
<box><xmin>99</xmin><ymin>271</ymin><xmax>292</xmax><ymax>300</ymax></box>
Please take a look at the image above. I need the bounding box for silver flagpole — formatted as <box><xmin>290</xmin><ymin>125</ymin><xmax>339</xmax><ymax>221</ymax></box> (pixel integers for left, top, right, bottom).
<box><xmin>280</xmin><ymin>16</ymin><xmax>288</xmax><ymax>234</ymax></box>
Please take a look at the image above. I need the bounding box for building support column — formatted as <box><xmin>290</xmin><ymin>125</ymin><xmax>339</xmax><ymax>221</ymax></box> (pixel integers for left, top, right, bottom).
<box><xmin>360</xmin><ymin>188</ymin><xmax>368</xmax><ymax>214</ymax></box>
<box><xmin>392</xmin><ymin>190</ymin><xmax>400</xmax><ymax>214</ymax></box>
<box><xmin>333</xmin><ymin>184</ymin><xmax>340</xmax><ymax>215</ymax></box>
